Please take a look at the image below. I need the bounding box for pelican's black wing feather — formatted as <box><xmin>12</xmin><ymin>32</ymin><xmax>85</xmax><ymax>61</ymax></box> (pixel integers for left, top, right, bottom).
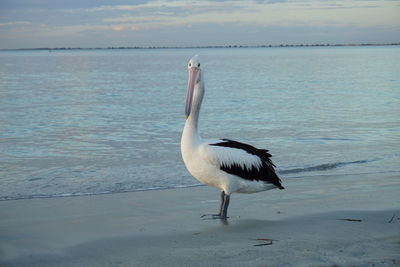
<box><xmin>209</xmin><ymin>139</ymin><xmax>284</xmax><ymax>189</ymax></box>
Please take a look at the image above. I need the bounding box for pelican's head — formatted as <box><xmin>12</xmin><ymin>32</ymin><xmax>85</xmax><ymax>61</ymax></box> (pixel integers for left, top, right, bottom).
<box><xmin>185</xmin><ymin>55</ymin><xmax>203</xmax><ymax>119</ymax></box>
<box><xmin>188</xmin><ymin>54</ymin><xmax>201</xmax><ymax>70</ymax></box>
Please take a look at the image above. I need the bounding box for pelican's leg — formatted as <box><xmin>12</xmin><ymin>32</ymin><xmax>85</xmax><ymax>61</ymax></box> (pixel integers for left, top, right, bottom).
<box><xmin>216</xmin><ymin>190</ymin><xmax>225</xmax><ymax>216</ymax></box>
<box><xmin>221</xmin><ymin>193</ymin><xmax>230</xmax><ymax>219</ymax></box>
<box><xmin>212</xmin><ymin>191</ymin><xmax>229</xmax><ymax>219</ymax></box>
<box><xmin>202</xmin><ymin>191</ymin><xmax>230</xmax><ymax>219</ymax></box>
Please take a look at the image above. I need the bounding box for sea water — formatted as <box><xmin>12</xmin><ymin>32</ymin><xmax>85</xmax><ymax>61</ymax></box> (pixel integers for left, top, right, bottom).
<box><xmin>0</xmin><ymin>46</ymin><xmax>399</xmax><ymax>200</ymax></box>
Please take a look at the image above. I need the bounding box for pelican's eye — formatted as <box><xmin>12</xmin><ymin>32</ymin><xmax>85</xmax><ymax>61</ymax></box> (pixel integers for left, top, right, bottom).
<box><xmin>189</xmin><ymin>63</ymin><xmax>191</xmax><ymax>67</ymax></box>
<box><xmin>198</xmin><ymin>63</ymin><xmax>200</xmax><ymax>67</ymax></box>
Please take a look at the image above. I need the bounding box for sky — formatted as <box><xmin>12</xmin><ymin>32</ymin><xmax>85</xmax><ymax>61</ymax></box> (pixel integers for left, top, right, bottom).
<box><xmin>0</xmin><ymin>0</ymin><xmax>399</xmax><ymax>49</ymax></box>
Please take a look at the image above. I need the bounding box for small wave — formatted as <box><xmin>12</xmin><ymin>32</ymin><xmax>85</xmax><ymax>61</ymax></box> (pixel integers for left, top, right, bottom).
<box><xmin>279</xmin><ymin>159</ymin><xmax>377</xmax><ymax>175</ymax></box>
<box><xmin>0</xmin><ymin>183</ymin><xmax>203</xmax><ymax>202</ymax></box>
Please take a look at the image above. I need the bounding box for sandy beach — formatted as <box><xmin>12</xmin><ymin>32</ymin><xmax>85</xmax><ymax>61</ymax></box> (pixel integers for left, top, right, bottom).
<box><xmin>0</xmin><ymin>172</ymin><xmax>399</xmax><ymax>267</ymax></box>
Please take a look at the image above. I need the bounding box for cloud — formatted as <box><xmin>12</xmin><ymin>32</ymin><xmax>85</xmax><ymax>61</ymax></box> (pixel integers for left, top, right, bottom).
<box><xmin>0</xmin><ymin>0</ymin><xmax>399</xmax><ymax>49</ymax></box>
<box><xmin>0</xmin><ymin>0</ymin><xmax>152</xmax><ymax>10</ymax></box>
<box><xmin>0</xmin><ymin>21</ymin><xmax>31</xmax><ymax>27</ymax></box>
<box><xmin>94</xmin><ymin>0</ymin><xmax>392</xmax><ymax>34</ymax></box>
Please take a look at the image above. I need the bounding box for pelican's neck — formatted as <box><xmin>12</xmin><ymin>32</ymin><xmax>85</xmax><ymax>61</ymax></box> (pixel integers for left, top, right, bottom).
<box><xmin>182</xmin><ymin>81</ymin><xmax>204</xmax><ymax>146</ymax></box>
<box><xmin>183</xmin><ymin>111</ymin><xmax>200</xmax><ymax>144</ymax></box>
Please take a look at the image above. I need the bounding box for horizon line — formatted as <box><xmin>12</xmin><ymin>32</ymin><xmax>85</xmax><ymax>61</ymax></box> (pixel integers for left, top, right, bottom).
<box><xmin>1</xmin><ymin>42</ymin><xmax>400</xmax><ymax>51</ymax></box>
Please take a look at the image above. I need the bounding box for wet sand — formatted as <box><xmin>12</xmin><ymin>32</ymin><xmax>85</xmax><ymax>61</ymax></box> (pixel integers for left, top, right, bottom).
<box><xmin>0</xmin><ymin>172</ymin><xmax>399</xmax><ymax>266</ymax></box>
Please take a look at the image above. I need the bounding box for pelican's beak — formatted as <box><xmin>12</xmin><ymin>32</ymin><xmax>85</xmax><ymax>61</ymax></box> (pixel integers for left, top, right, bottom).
<box><xmin>185</xmin><ymin>67</ymin><xmax>199</xmax><ymax>119</ymax></box>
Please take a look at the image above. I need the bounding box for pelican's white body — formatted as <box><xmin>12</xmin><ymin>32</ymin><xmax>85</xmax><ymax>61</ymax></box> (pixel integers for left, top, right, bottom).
<box><xmin>181</xmin><ymin>123</ymin><xmax>276</xmax><ymax>195</ymax></box>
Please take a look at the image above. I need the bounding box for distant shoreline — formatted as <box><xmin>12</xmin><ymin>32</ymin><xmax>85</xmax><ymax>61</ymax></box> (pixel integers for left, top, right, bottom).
<box><xmin>1</xmin><ymin>43</ymin><xmax>399</xmax><ymax>51</ymax></box>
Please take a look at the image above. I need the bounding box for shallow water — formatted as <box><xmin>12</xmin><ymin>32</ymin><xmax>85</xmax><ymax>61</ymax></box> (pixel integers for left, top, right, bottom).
<box><xmin>0</xmin><ymin>46</ymin><xmax>399</xmax><ymax>200</ymax></box>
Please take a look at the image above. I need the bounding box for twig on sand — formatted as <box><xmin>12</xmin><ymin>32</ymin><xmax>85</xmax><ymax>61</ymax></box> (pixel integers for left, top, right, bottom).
<box><xmin>387</xmin><ymin>214</ymin><xmax>396</xmax><ymax>223</ymax></box>
<box><xmin>338</xmin><ymin>218</ymin><xmax>362</xmax><ymax>222</ymax></box>
<box><xmin>252</xmin><ymin>238</ymin><xmax>277</xmax><ymax>246</ymax></box>
<box><xmin>254</xmin><ymin>242</ymin><xmax>273</xmax><ymax>246</ymax></box>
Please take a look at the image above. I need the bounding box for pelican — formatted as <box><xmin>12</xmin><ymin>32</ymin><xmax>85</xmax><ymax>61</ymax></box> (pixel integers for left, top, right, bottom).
<box><xmin>181</xmin><ymin>55</ymin><xmax>284</xmax><ymax>219</ymax></box>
